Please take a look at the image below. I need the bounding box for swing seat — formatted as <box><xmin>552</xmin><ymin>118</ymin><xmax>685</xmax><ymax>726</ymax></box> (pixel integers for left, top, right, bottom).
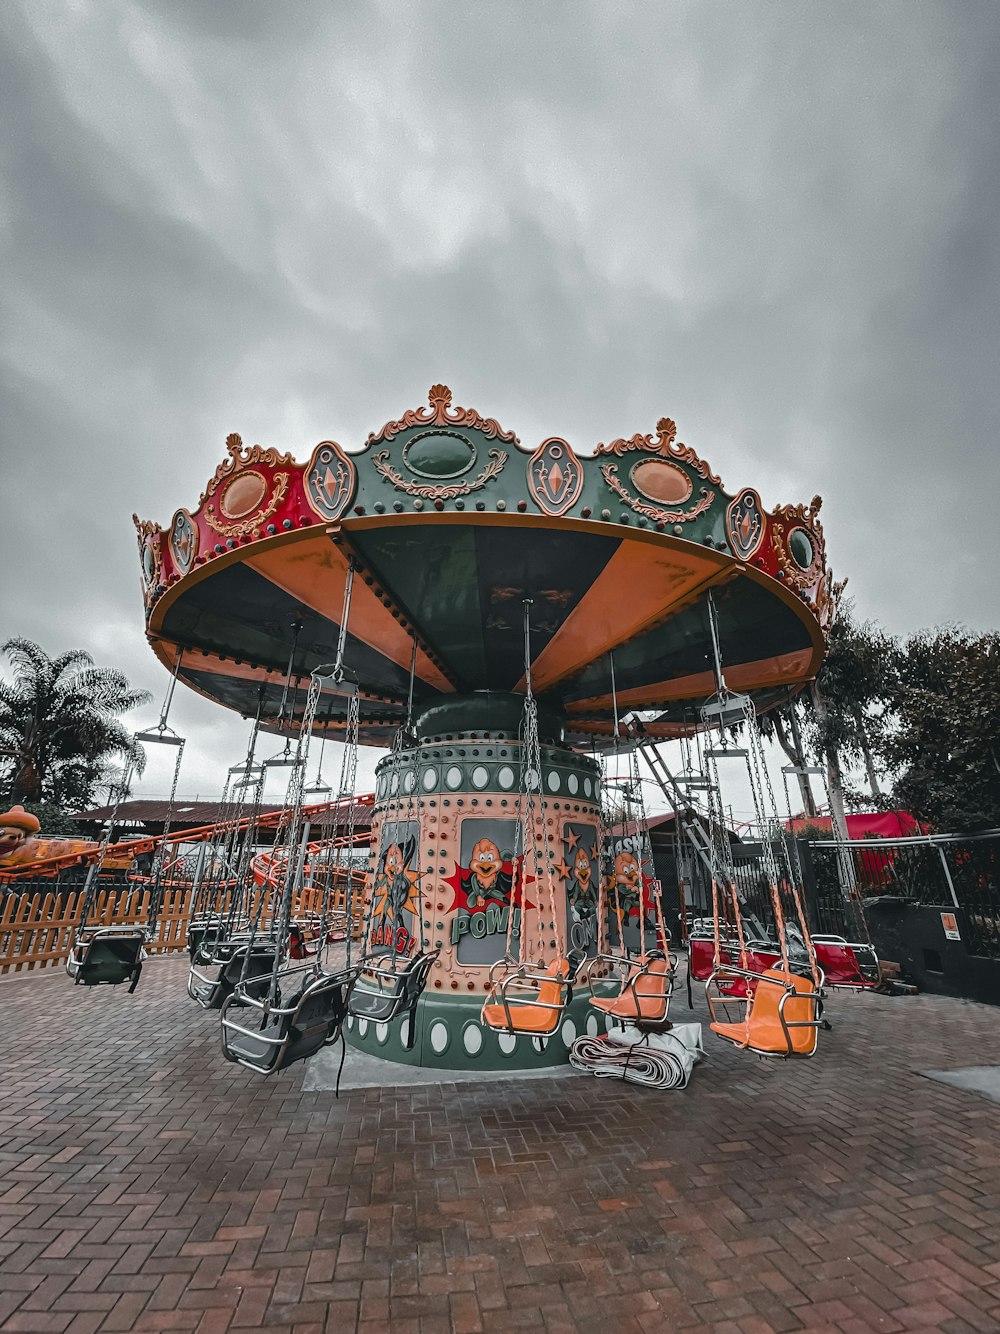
<box><xmin>708</xmin><ymin>967</ymin><xmax>823</xmax><ymax>1058</ymax></box>
<box><xmin>481</xmin><ymin>957</ymin><xmax>572</xmax><ymax>1036</ymax></box>
<box><xmin>349</xmin><ymin>948</ymin><xmax>440</xmax><ymax>1025</ymax></box>
<box><xmin>67</xmin><ymin>928</ymin><xmax>146</xmax><ymax>990</ymax></box>
<box><xmin>688</xmin><ymin>937</ymin><xmax>784</xmax><ymax>996</ymax></box>
<box><xmin>188</xmin><ymin>942</ymin><xmax>278</xmax><ymax>1009</ymax></box>
<box><xmin>688</xmin><ymin>937</ymin><xmax>750</xmax><ymax>996</ymax></box>
<box><xmin>811</xmin><ymin>937</ymin><xmax>880</xmax><ymax>989</ymax></box>
<box><xmin>590</xmin><ymin>957</ymin><xmax>673</xmax><ymax>1024</ymax></box>
<box><xmin>187</xmin><ymin>915</ymin><xmax>236</xmax><ymax>963</ymax></box>
<box><xmin>220</xmin><ymin>965</ymin><xmax>358</xmax><ymax>1075</ymax></box>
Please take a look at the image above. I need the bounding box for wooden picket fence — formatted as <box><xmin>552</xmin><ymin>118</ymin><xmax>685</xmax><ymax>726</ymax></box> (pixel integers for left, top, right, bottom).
<box><xmin>0</xmin><ymin>880</ymin><xmax>366</xmax><ymax>976</ymax></box>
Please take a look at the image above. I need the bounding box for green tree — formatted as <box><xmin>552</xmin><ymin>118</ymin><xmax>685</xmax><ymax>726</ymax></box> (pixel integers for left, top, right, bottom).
<box><xmin>807</xmin><ymin>604</ymin><xmax>900</xmax><ymax>805</ymax></box>
<box><xmin>886</xmin><ymin>627</ymin><xmax>1000</xmax><ymax>831</ymax></box>
<box><xmin>758</xmin><ymin>695</ymin><xmax>819</xmax><ymax>817</ymax></box>
<box><xmin>0</xmin><ymin>638</ymin><xmax>150</xmax><ymax>810</ymax></box>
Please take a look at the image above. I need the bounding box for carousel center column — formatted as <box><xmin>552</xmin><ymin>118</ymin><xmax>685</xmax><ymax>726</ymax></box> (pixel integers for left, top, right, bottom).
<box><xmin>344</xmin><ymin>692</ymin><xmax>605</xmax><ymax>1070</ymax></box>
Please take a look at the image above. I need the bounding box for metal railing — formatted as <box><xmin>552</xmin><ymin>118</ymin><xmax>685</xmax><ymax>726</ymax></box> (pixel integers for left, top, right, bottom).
<box><xmin>804</xmin><ymin>830</ymin><xmax>1000</xmax><ymax>959</ymax></box>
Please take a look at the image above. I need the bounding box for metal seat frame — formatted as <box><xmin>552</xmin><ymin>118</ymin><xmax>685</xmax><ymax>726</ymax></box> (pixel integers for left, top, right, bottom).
<box><xmin>187</xmin><ymin>938</ymin><xmax>279</xmax><ymax>1009</ymax></box>
<box><xmin>810</xmin><ymin>935</ymin><xmax>881</xmax><ymax>989</ymax></box>
<box><xmin>348</xmin><ymin>948</ymin><xmax>441</xmax><ymax>1049</ymax></box>
<box><xmin>705</xmin><ymin>964</ymin><xmax>826</xmax><ymax>1059</ymax></box>
<box><xmin>589</xmin><ymin>953</ymin><xmax>676</xmax><ymax>1027</ymax></box>
<box><xmin>481</xmin><ymin>958</ymin><xmax>573</xmax><ymax>1038</ymax></box>
<box><xmin>66</xmin><ymin>927</ymin><xmax>147</xmax><ymax>991</ymax></box>
<box><xmin>220</xmin><ymin>963</ymin><xmax>359</xmax><ymax>1080</ymax></box>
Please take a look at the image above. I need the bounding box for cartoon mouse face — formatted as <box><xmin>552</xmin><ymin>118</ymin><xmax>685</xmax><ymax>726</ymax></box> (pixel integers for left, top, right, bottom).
<box><xmin>470</xmin><ymin>839</ymin><xmax>502</xmax><ymax>889</ymax></box>
<box><xmin>573</xmin><ymin>847</ymin><xmax>592</xmax><ymax>889</ymax></box>
<box><xmin>383</xmin><ymin>843</ymin><xmax>404</xmax><ymax>878</ymax></box>
<box><xmin>0</xmin><ymin>825</ymin><xmax>28</xmax><ymax>853</ymax></box>
<box><xmin>0</xmin><ymin>806</ymin><xmax>40</xmax><ymax>862</ymax></box>
<box><xmin>614</xmin><ymin>850</ymin><xmax>641</xmax><ymax>892</ymax></box>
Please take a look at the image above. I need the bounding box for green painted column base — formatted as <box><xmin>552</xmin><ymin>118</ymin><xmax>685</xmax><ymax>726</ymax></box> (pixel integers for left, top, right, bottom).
<box><xmin>344</xmin><ymin>986</ymin><xmax>619</xmax><ymax>1071</ymax></box>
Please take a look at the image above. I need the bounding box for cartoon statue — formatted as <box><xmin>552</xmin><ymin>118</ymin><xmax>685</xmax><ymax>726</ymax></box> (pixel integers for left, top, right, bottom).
<box><xmin>464</xmin><ymin>838</ymin><xmax>514</xmax><ymax>909</ymax></box>
<box><xmin>0</xmin><ymin>806</ymin><xmax>42</xmax><ymax>867</ymax></box>
<box><xmin>568</xmin><ymin>845</ymin><xmax>595</xmax><ymax>922</ymax></box>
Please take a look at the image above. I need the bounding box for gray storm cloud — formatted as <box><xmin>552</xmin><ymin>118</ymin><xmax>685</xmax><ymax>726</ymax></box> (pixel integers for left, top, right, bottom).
<box><xmin>2</xmin><ymin>0</ymin><xmax>998</xmax><ymax>804</ymax></box>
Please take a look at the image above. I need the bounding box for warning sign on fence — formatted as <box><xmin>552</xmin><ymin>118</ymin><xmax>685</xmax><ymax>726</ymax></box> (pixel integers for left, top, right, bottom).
<box><xmin>940</xmin><ymin>912</ymin><xmax>961</xmax><ymax>941</ymax></box>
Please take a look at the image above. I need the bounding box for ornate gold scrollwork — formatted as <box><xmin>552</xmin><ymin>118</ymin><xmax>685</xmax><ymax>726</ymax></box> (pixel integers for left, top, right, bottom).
<box><xmin>198</xmin><ymin>433</ymin><xmax>292</xmax><ymax>539</ymax></box>
<box><xmin>132</xmin><ymin>514</ymin><xmax>162</xmax><ymax>598</ymax></box>
<box><xmin>367</xmin><ymin>384</ymin><xmax>520</xmax><ymax>446</ymax></box>
<box><xmin>595</xmin><ymin>416</ymin><xmax>722</xmax><ymax>486</ymax></box>
<box><xmin>771</xmin><ymin>494</ymin><xmax>826</xmax><ymax>590</ymax></box>
<box><xmin>373</xmin><ymin>448</ymin><xmax>507</xmax><ymax>500</ymax></box>
<box><xmin>595</xmin><ymin>415</ymin><xmax>720</xmax><ymax>524</ymax></box>
<box><xmin>600</xmin><ymin>464</ymin><xmax>715</xmax><ymax>524</ymax></box>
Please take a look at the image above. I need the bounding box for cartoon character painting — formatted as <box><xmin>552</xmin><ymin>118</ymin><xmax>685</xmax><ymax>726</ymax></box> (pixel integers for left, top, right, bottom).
<box><xmin>570</xmin><ymin>844</ymin><xmax>595</xmax><ymax>920</ymax></box>
<box><xmin>561</xmin><ymin>823</ymin><xmax>600</xmax><ymax>956</ymax></box>
<box><xmin>378</xmin><ymin>840</ymin><xmax>415</xmax><ymax>921</ymax></box>
<box><xmin>613</xmin><ymin>849</ymin><xmax>643</xmax><ymax>919</ymax></box>
<box><xmin>368</xmin><ymin>822</ymin><xmax>420</xmax><ymax>954</ymax></box>
<box><xmin>448</xmin><ymin>819</ymin><xmax>524</xmax><ymax>966</ymax></box>
<box><xmin>464</xmin><ymin>837</ymin><xmax>515</xmax><ymax>908</ymax></box>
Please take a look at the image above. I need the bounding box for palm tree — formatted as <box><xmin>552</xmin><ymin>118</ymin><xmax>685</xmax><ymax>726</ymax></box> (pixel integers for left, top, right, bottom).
<box><xmin>0</xmin><ymin>638</ymin><xmax>151</xmax><ymax>809</ymax></box>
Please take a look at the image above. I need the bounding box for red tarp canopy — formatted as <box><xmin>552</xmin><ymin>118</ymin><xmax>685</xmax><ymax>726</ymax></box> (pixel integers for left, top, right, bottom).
<box><xmin>786</xmin><ymin>810</ymin><xmax>923</xmax><ymax>838</ymax></box>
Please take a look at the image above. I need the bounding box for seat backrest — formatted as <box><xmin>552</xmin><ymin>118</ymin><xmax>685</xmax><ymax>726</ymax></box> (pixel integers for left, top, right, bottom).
<box><xmin>688</xmin><ymin>937</ymin><xmax>715</xmax><ymax>979</ymax></box>
<box><xmin>402</xmin><ymin>949</ymin><xmax>439</xmax><ymax>1000</ymax></box>
<box><xmin>633</xmin><ymin>957</ymin><xmax>671</xmax><ymax>995</ymax></box>
<box><xmin>747</xmin><ymin>968</ymin><xmax>818</xmax><ymax>1055</ymax></box>
<box><xmin>812</xmin><ymin>940</ymin><xmax>875</xmax><ymax>986</ymax></box>
<box><xmin>535</xmin><ymin>957</ymin><xmax>570</xmax><ymax>1009</ymax></box>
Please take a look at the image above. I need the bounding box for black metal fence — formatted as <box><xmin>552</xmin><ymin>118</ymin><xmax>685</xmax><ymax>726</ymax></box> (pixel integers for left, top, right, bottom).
<box><xmin>802</xmin><ymin>831</ymin><xmax>1000</xmax><ymax>959</ymax></box>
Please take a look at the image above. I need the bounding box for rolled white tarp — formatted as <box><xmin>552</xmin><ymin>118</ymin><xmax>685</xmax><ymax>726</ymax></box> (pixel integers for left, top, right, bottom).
<box><xmin>569</xmin><ymin>1021</ymin><xmax>704</xmax><ymax>1090</ymax></box>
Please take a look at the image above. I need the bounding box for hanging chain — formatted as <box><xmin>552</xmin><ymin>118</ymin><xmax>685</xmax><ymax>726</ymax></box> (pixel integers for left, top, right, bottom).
<box><xmin>333</xmin><ymin>688</ymin><xmax>362</xmax><ymax>966</ymax></box>
<box><xmin>145</xmin><ymin>739</ymin><xmax>186</xmax><ymax>935</ymax></box>
<box><xmin>264</xmin><ymin>668</ymin><xmax>326</xmax><ymax>1005</ymax></box>
<box><xmin>595</xmin><ymin>750</ymin><xmax>608</xmax><ymax>958</ymax></box>
<box><xmin>76</xmin><ymin>756</ymin><xmax>137</xmax><ymax>940</ymax></box>
<box><xmin>519</xmin><ymin>601</ymin><xmax>562</xmax><ymax>966</ymax></box>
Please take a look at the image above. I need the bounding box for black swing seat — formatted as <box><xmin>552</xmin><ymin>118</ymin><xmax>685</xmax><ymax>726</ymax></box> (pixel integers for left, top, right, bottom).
<box><xmin>67</xmin><ymin>928</ymin><xmax>146</xmax><ymax>990</ymax></box>
<box><xmin>348</xmin><ymin>948</ymin><xmax>440</xmax><ymax>1025</ymax></box>
<box><xmin>220</xmin><ymin>965</ymin><xmax>359</xmax><ymax>1075</ymax></box>
<box><xmin>187</xmin><ymin>915</ymin><xmax>240</xmax><ymax>964</ymax></box>
<box><xmin>188</xmin><ymin>940</ymin><xmax>278</xmax><ymax>1010</ymax></box>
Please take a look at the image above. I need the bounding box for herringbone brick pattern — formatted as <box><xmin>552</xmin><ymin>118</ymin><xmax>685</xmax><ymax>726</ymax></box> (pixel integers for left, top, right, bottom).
<box><xmin>2</xmin><ymin>960</ymin><xmax>999</xmax><ymax>1333</ymax></box>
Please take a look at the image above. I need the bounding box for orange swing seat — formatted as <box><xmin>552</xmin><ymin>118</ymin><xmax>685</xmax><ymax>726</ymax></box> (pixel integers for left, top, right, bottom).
<box><xmin>481</xmin><ymin>957</ymin><xmax>572</xmax><ymax>1036</ymax></box>
<box><xmin>708</xmin><ymin>966</ymin><xmax>822</xmax><ymax>1058</ymax></box>
<box><xmin>590</xmin><ymin>956</ymin><xmax>673</xmax><ymax>1024</ymax></box>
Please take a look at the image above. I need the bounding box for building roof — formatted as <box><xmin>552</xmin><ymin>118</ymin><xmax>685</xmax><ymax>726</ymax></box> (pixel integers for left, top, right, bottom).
<box><xmin>73</xmin><ymin>799</ymin><xmax>374</xmax><ymax>828</ymax></box>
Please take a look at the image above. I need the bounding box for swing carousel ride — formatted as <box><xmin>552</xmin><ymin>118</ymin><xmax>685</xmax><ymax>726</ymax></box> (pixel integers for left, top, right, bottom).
<box><xmin>119</xmin><ymin>384</ymin><xmax>845</xmax><ymax>1075</ymax></box>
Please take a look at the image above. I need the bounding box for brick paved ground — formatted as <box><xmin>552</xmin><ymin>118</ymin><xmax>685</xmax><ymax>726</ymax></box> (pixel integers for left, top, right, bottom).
<box><xmin>2</xmin><ymin>959</ymin><xmax>1000</xmax><ymax>1334</ymax></box>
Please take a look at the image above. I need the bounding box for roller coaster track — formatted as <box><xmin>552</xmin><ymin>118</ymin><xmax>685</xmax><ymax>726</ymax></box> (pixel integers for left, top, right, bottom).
<box><xmin>0</xmin><ymin>793</ymin><xmax>375</xmax><ymax>883</ymax></box>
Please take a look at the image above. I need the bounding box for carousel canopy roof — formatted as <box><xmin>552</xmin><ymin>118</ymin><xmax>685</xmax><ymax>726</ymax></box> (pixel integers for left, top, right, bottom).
<box><xmin>134</xmin><ymin>386</ymin><xmax>837</xmax><ymax>749</ymax></box>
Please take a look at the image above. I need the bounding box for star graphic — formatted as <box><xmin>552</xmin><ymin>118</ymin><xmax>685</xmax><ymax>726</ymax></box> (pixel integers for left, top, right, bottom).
<box><xmin>552</xmin><ymin>859</ymin><xmax>572</xmax><ymax>883</ymax></box>
<box><xmin>564</xmin><ymin>827</ymin><xmax>581</xmax><ymax>852</ymax></box>
<box><xmin>371</xmin><ymin>862</ymin><xmax>422</xmax><ymax>922</ymax></box>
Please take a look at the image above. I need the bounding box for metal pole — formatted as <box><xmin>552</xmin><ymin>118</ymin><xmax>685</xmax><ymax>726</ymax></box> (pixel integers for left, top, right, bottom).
<box><xmin>936</xmin><ymin>844</ymin><xmax>961</xmax><ymax>911</ymax></box>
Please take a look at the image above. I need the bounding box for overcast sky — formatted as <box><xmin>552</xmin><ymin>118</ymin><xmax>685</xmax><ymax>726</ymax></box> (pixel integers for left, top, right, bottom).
<box><xmin>2</xmin><ymin>1</ymin><xmax>999</xmax><ymax>815</ymax></box>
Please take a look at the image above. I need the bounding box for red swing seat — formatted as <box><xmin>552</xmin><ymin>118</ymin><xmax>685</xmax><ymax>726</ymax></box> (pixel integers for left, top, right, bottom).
<box><xmin>688</xmin><ymin>937</ymin><xmax>782</xmax><ymax>997</ymax></box>
<box><xmin>811</xmin><ymin>937</ymin><xmax>880</xmax><ymax>989</ymax></box>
